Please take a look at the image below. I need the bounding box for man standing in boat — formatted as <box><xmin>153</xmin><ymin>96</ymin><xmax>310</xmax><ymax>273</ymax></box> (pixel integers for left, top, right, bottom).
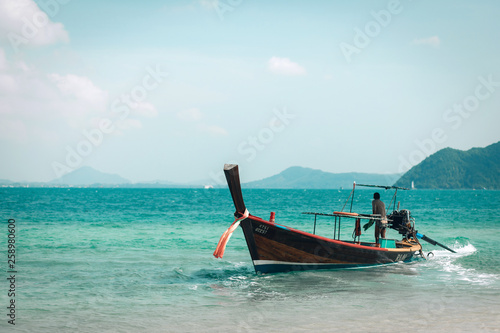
<box><xmin>372</xmin><ymin>192</ymin><xmax>387</xmax><ymax>246</ymax></box>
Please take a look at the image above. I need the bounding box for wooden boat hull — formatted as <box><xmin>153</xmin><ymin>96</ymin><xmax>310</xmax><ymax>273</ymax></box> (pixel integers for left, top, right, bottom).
<box><xmin>240</xmin><ymin>215</ymin><xmax>421</xmax><ymax>274</ymax></box>
<box><xmin>218</xmin><ymin>164</ymin><xmax>423</xmax><ymax>274</ymax></box>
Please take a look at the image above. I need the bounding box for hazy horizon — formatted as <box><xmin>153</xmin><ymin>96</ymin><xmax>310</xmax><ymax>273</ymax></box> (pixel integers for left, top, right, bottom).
<box><xmin>0</xmin><ymin>164</ymin><xmax>403</xmax><ymax>185</ymax></box>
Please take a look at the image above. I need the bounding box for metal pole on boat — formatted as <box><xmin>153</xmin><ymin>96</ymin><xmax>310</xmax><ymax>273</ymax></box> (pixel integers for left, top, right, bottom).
<box><xmin>393</xmin><ymin>188</ymin><xmax>397</xmax><ymax>212</ymax></box>
<box><xmin>349</xmin><ymin>182</ymin><xmax>356</xmax><ymax>213</ymax></box>
<box><xmin>334</xmin><ymin>216</ymin><xmax>337</xmax><ymax>240</ymax></box>
<box><xmin>340</xmin><ymin>182</ymin><xmax>356</xmax><ymax>213</ymax></box>
<box><xmin>313</xmin><ymin>214</ymin><xmax>317</xmax><ymax>235</ymax></box>
<box><xmin>338</xmin><ymin>217</ymin><xmax>341</xmax><ymax>240</ymax></box>
<box><xmin>387</xmin><ymin>188</ymin><xmax>397</xmax><ymax>214</ymax></box>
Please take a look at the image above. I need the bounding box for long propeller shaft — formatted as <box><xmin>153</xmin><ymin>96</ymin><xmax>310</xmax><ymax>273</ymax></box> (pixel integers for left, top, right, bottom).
<box><xmin>416</xmin><ymin>232</ymin><xmax>456</xmax><ymax>253</ymax></box>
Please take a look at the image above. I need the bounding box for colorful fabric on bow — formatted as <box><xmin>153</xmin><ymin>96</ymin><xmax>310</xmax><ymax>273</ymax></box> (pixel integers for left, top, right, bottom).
<box><xmin>213</xmin><ymin>209</ymin><xmax>249</xmax><ymax>259</ymax></box>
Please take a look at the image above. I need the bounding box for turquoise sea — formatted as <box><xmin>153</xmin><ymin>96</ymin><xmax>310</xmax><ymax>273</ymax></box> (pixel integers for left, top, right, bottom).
<box><xmin>1</xmin><ymin>188</ymin><xmax>499</xmax><ymax>332</ymax></box>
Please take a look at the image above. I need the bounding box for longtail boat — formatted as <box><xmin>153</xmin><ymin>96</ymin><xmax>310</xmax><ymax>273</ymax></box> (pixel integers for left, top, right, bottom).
<box><xmin>214</xmin><ymin>164</ymin><xmax>455</xmax><ymax>274</ymax></box>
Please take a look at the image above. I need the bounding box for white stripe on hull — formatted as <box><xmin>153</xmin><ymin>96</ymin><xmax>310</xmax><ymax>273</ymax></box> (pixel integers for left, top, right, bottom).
<box><xmin>252</xmin><ymin>259</ymin><xmax>401</xmax><ymax>270</ymax></box>
<box><xmin>253</xmin><ymin>260</ymin><xmax>348</xmax><ymax>266</ymax></box>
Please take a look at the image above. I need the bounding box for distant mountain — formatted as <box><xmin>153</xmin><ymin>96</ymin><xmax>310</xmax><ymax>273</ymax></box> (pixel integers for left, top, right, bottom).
<box><xmin>124</xmin><ymin>179</ymin><xmax>187</xmax><ymax>188</ymax></box>
<box><xmin>50</xmin><ymin>166</ymin><xmax>130</xmax><ymax>186</ymax></box>
<box><xmin>1</xmin><ymin>167</ymin><xmax>207</xmax><ymax>188</ymax></box>
<box><xmin>245</xmin><ymin>166</ymin><xmax>400</xmax><ymax>189</ymax></box>
<box><xmin>394</xmin><ymin>141</ymin><xmax>500</xmax><ymax>189</ymax></box>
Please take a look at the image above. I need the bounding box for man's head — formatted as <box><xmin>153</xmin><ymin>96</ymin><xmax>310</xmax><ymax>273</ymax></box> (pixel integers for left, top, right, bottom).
<box><xmin>374</xmin><ymin>192</ymin><xmax>380</xmax><ymax>200</ymax></box>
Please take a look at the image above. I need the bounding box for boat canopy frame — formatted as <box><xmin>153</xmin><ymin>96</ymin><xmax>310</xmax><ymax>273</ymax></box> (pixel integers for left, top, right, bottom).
<box><xmin>302</xmin><ymin>183</ymin><xmax>409</xmax><ymax>241</ymax></box>
<box><xmin>346</xmin><ymin>183</ymin><xmax>410</xmax><ymax>214</ymax></box>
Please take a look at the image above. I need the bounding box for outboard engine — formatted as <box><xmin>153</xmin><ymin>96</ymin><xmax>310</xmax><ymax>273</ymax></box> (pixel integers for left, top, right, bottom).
<box><xmin>387</xmin><ymin>209</ymin><xmax>414</xmax><ymax>237</ymax></box>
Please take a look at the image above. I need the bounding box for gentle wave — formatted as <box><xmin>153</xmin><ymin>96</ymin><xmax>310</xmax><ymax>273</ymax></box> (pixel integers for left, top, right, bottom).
<box><xmin>426</xmin><ymin>242</ymin><xmax>499</xmax><ymax>285</ymax></box>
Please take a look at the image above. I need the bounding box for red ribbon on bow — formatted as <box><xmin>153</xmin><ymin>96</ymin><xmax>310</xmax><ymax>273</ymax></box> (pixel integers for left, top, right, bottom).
<box><xmin>213</xmin><ymin>209</ymin><xmax>249</xmax><ymax>259</ymax></box>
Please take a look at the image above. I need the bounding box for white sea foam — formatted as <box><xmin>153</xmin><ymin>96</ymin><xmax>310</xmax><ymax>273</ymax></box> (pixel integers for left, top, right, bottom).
<box><xmin>426</xmin><ymin>242</ymin><xmax>476</xmax><ymax>258</ymax></box>
<box><xmin>442</xmin><ymin>262</ymin><xmax>498</xmax><ymax>285</ymax></box>
<box><xmin>428</xmin><ymin>242</ymin><xmax>499</xmax><ymax>285</ymax></box>
<box><xmin>453</xmin><ymin>242</ymin><xmax>478</xmax><ymax>255</ymax></box>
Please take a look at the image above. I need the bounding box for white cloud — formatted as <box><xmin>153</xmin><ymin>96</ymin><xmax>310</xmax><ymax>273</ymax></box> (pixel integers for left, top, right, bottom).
<box><xmin>116</xmin><ymin>118</ymin><xmax>143</xmax><ymax>131</ymax></box>
<box><xmin>0</xmin><ymin>0</ymin><xmax>69</xmax><ymax>51</ymax></box>
<box><xmin>176</xmin><ymin>107</ymin><xmax>227</xmax><ymax>136</ymax></box>
<box><xmin>0</xmin><ymin>47</ymin><xmax>163</xmax><ymax>151</ymax></box>
<box><xmin>199</xmin><ymin>0</ymin><xmax>217</xmax><ymax>10</ymax></box>
<box><xmin>0</xmin><ymin>52</ymin><xmax>59</xmax><ymax>117</ymax></box>
<box><xmin>268</xmin><ymin>56</ymin><xmax>306</xmax><ymax>76</ymax></box>
<box><xmin>177</xmin><ymin>107</ymin><xmax>203</xmax><ymax>122</ymax></box>
<box><xmin>0</xmin><ymin>48</ymin><xmax>7</xmax><ymax>70</ymax></box>
<box><xmin>199</xmin><ymin>124</ymin><xmax>228</xmax><ymax>136</ymax></box>
<box><xmin>0</xmin><ymin>49</ymin><xmax>158</xmax><ymax>145</ymax></box>
<box><xmin>48</xmin><ymin>73</ymin><xmax>108</xmax><ymax>111</ymax></box>
<box><xmin>0</xmin><ymin>118</ymin><xmax>27</xmax><ymax>143</ymax></box>
<box><xmin>0</xmin><ymin>73</ymin><xmax>16</xmax><ymax>94</ymax></box>
<box><xmin>132</xmin><ymin>102</ymin><xmax>158</xmax><ymax>118</ymax></box>
<box><xmin>412</xmin><ymin>36</ymin><xmax>440</xmax><ymax>48</ymax></box>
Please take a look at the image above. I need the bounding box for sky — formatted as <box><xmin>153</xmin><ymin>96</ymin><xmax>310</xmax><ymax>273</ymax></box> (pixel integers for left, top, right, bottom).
<box><xmin>1</xmin><ymin>0</ymin><xmax>499</xmax><ymax>184</ymax></box>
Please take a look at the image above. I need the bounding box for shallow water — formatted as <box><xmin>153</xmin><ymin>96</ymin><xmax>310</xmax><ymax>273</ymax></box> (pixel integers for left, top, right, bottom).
<box><xmin>1</xmin><ymin>188</ymin><xmax>499</xmax><ymax>332</ymax></box>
